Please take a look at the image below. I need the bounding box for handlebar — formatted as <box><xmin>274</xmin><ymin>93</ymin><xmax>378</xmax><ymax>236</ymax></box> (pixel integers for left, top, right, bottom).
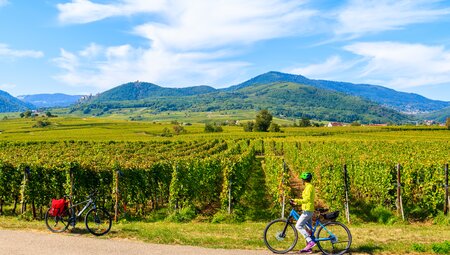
<box><xmin>87</xmin><ymin>190</ymin><xmax>98</xmax><ymax>199</ymax></box>
<box><xmin>288</xmin><ymin>199</ymin><xmax>296</xmax><ymax>206</ymax></box>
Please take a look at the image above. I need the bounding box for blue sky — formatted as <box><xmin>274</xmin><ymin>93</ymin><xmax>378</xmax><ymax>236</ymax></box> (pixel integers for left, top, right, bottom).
<box><xmin>1</xmin><ymin>0</ymin><xmax>450</xmax><ymax>101</ymax></box>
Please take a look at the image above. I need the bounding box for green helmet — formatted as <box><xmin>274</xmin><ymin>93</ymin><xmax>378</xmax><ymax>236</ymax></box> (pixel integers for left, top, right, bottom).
<box><xmin>300</xmin><ymin>172</ymin><xmax>312</xmax><ymax>181</ymax></box>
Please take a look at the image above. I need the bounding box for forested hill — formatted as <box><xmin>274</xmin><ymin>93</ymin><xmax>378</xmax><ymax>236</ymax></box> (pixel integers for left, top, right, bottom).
<box><xmin>94</xmin><ymin>82</ymin><xmax>217</xmax><ymax>102</ymax></box>
<box><xmin>228</xmin><ymin>71</ymin><xmax>450</xmax><ymax>113</ymax></box>
<box><xmin>0</xmin><ymin>90</ymin><xmax>34</xmax><ymax>113</ymax></box>
<box><xmin>77</xmin><ymin>80</ymin><xmax>409</xmax><ymax>123</ymax></box>
<box><xmin>420</xmin><ymin>106</ymin><xmax>450</xmax><ymax>122</ymax></box>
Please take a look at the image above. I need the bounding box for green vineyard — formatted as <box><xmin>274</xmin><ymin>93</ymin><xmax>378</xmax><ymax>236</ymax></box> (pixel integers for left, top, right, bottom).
<box><xmin>0</xmin><ymin>118</ymin><xmax>448</xmax><ymax>222</ymax></box>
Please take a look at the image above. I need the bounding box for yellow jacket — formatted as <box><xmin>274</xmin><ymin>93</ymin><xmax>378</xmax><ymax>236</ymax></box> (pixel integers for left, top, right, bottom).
<box><xmin>294</xmin><ymin>182</ymin><xmax>315</xmax><ymax>212</ymax></box>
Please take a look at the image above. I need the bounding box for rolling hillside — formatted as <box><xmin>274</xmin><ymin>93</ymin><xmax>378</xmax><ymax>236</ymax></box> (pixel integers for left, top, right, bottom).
<box><xmin>77</xmin><ymin>80</ymin><xmax>409</xmax><ymax>123</ymax></box>
<box><xmin>0</xmin><ymin>90</ymin><xmax>34</xmax><ymax>113</ymax></box>
<box><xmin>227</xmin><ymin>71</ymin><xmax>450</xmax><ymax>112</ymax></box>
<box><xmin>94</xmin><ymin>81</ymin><xmax>217</xmax><ymax>102</ymax></box>
<box><xmin>420</xmin><ymin>106</ymin><xmax>450</xmax><ymax>122</ymax></box>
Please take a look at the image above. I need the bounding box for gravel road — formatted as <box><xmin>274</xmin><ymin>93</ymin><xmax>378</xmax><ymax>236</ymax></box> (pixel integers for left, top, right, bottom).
<box><xmin>0</xmin><ymin>229</ymin><xmax>275</xmax><ymax>255</ymax></box>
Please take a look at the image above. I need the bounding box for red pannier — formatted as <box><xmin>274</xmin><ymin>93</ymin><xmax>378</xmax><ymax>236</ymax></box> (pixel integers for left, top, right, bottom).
<box><xmin>49</xmin><ymin>198</ymin><xmax>66</xmax><ymax>217</ymax></box>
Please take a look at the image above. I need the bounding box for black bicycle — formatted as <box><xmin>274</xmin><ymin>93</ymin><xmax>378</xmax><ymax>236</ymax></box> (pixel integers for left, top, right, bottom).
<box><xmin>45</xmin><ymin>191</ymin><xmax>112</xmax><ymax>236</ymax></box>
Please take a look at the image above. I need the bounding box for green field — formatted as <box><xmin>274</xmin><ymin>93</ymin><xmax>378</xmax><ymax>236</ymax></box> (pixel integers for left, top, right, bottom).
<box><xmin>0</xmin><ymin>116</ymin><xmax>449</xmax><ymax>254</ymax></box>
<box><xmin>0</xmin><ymin>115</ymin><xmax>447</xmax><ymax>142</ymax></box>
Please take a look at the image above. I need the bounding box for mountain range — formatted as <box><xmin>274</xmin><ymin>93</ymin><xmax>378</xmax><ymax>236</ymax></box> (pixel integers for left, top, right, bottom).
<box><xmin>1</xmin><ymin>71</ymin><xmax>449</xmax><ymax>123</ymax></box>
<box><xmin>226</xmin><ymin>72</ymin><xmax>449</xmax><ymax>113</ymax></box>
<box><xmin>75</xmin><ymin>71</ymin><xmax>449</xmax><ymax>123</ymax></box>
<box><xmin>17</xmin><ymin>93</ymin><xmax>83</xmax><ymax>108</ymax></box>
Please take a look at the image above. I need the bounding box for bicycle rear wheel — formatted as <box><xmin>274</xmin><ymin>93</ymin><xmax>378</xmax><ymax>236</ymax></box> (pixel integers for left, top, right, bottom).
<box><xmin>85</xmin><ymin>207</ymin><xmax>112</xmax><ymax>236</ymax></box>
<box><xmin>45</xmin><ymin>207</ymin><xmax>72</xmax><ymax>233</ymax></box>
<box><xmin>263</xmin><ymin>219</ymin><xmax>298</xmax><ymax>254</ymax></box>
<box><xmin>316</xmin><ymin>221</ymin><xmax>352</xmax><ymax>255</ymax></box>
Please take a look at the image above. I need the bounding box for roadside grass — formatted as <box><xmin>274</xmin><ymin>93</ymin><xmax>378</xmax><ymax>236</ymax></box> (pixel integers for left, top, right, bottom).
<box><xmin>1</xmin><ymin>215</ymin><xmax>448</xmax><ymax>254</ymax></box>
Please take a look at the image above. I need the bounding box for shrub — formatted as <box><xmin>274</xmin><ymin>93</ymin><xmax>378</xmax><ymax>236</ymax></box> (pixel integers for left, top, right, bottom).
<box><xmin>433</xmin><ymin>212</ymin><xmax>450</xmax><ymax>226</ymax></box>
<box><xmin>166</xmin><ymin>206</ymin><xmax>196</xmax><ymax>223</ymax></box>
<box><xmin>32</xmin><ymin>120</ymin><xmax>51</xmax><ymax>128</ymax></box>
<box><xmin>407</xmin><ymin>206</ymin><xmax>431</xmax><ymax>221</ymax></box>
<box><xmin>411</xmin><ymin>243</ymin><xmax>426</xmax><ymax>252</ymax></box>
<box><xmin>211</xmin><ymin>211</ymin><xmax>243</xmax><ymax>223</ymax></box>
<box><xmin>370</xmin><ymin>206</ymin><xmax>397</xmax><ymax>224</ymax></box>
<box><xmin>298</xmin><ymin>118</ymin><xmax>311</xmax><ymax>127</ymax></box>
<box><xmin>160</xmin><ymin>127</ymin><xmax>173</xmax><ymax>137</ymax></box>
<box><xmin>243</xmin><ymin>121</ymin><xmax>254</xmax><ymax>132</ymax></box>
<box><xmin>254</xmin><ymin>110</ymin><xmax>272</xmax><ymax>132</ymax></box>
<box><xmin>173</xmin><ymin>125</ymin><xmax>187</xmax><ymax>135</ymax></box>
<box><xmin>204</xmin><ymin>123</ymin><xmax>223</xmax><ymax>133</ymax></box>
<box><xmin>268</xmin><ymin>123</ymin><xmax>281</xmax><ymax>132</ymax></box>
<box><xmin>432</xmin><ymin>241</ymin><xmax>450</xmax><ymax>254</ymax></box>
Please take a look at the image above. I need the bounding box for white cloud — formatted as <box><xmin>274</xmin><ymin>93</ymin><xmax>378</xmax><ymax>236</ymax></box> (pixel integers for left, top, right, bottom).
<box><xmin>54</xmin><ymin>0</ymin><xmax>318</xmax><ymax>89</ymax></box>
<box><xmin>286</xmin><ymin>42</ymin><xmax>450</xmax><ymax>91</ymax></box>
<box><xmin>344</xmin><ymin>42</ymin><xmax>450</xmax><ymax>88</ymax></box>
<box><xmin>0</xmin><ymin>83</ymin><xmax>16</xmax><ymax>91</ymax></box>
<box><xmin>53</xmin><ymin>44</ymin><xmax>249</xmax><ymax>89</ymax></box>
<box><xmin>334</xmin><ymin>0</ymin><xmax>450</xmax><ymax>39</ymax></box>
<box><xmin>0</xmin><ymin>44</ymin><xmax>44</xmax><ymax>58</ymax></box>
<box><xmin>57</xmin><ymin>0</ymin><xmax>167</xmax><ymax>24</ymax></box>
<box><xmin>286</xmin><ymin>56</ymin><xmax>360</xmax><ymax>79</ymax></box>
<box><xmin>0</xmin><ymin>0</ymin><xmax>8</xmax><ymax>7</ymax></box>
<box><xmin>133</xmin><ymin>0</ymin><xmax>316</xmax><ymax>51</ymax></box>
<box><xmin>79</xmin><ymin>43</ymin><xmax>103</xmax><ymax>58</ymax></box>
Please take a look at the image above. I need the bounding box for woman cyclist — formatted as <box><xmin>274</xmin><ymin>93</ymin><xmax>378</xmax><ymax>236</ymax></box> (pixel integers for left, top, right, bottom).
<box><xmin>291</xmin><ymin>172</ymin><xmax>316</xmax><ymax>253</ymax></box>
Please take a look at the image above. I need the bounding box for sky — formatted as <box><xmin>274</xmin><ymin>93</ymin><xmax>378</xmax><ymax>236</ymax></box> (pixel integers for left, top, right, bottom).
<box><xmin>1</xmin><ymin>0</ymin><xmax>450</xmax><ymax>101</ymax></box>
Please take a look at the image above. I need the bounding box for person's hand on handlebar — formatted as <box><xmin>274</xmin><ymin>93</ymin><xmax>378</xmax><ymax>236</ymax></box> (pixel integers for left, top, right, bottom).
<box><xmin>289</xmin><ymin>199</ymin><xmax>296</xmax><ymax>206</ymax></box>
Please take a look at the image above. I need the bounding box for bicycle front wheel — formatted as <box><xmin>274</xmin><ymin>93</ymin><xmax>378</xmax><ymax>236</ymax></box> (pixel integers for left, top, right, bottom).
<box><xmin>263</xmin><ymin>219</ymin><xmax>298</xmax><ymax>254</ymax></box>
<box><xmin>85</xmin><ymin>207</ymin><xmax>112</xmax><ymax>236</ymax></box>
<box><xmin>45</xmin><ymin>207</ymin><xmax>72</xmax><ymax>233</ymax></box>
<box><xmin>316</xmin><ymin>221</ymin><xmax>352</xmax><ymax>255</ymax></box>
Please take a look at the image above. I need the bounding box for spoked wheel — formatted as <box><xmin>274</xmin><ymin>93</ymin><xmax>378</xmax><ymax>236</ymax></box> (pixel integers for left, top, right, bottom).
<box><xmin>263</xmin><ymin>219</ymin><xmax>298</xmax><ymax>254</ymax></box>
<box><xmin>316</xmin><ymin>221</ymin><xmax>352</xmax><ymax>255</ymax></box>
<box><xmin>85</xmin><ymin>207</ymin><xmax>112</xmax><ymax>236</ymax></box>
<box><xmin>45</xmin><ymin>208</ymin><xmax>72</xmax><ymax>233</ymax></box>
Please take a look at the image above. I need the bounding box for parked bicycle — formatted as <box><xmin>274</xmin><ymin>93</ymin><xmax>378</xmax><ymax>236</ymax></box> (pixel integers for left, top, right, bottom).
<box><xmin>263</xmin><ymin>201</ymin><xmax>352</xmax><ymax>254</ymax></box>
<box><xmin>45</xmin><ymin>191</ymin><xmax>112</xmax><ymax>236</ymax></box>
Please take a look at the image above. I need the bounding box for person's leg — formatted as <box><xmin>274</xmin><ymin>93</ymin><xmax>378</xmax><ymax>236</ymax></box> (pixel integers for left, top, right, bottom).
<box><xmin>307</xmin><ymin>217</ymin><xmax>313</xmax><ymax>235</ymax></box>
<box><xmin>295</xmin><ymin>211</ymin><xmax>316</xmax><ymax>253</ymax></box>
<box><xmin>295</xmin><ymin>211</ymin><xmax>313</xmax><ymax>243</ymax></box>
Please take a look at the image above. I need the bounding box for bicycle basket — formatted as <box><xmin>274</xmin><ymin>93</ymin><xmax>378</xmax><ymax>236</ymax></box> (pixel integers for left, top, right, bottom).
<box><xmin>323</xmin><ymin>210</ymin><xmax>339</xmax><ymax>220</ymax></box>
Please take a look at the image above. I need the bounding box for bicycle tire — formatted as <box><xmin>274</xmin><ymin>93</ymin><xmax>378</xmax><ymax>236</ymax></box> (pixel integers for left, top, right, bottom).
<box><xmin>316</xmin><ymin>221</ymin><xmax>352</xmax><ymax>255</ymax></box>
<box><xmin>45</xmin><ymin>207</ymin><xmax>72</xmax><ymax>233</ymax></box>
<box><xmin>263</xmin><ymin>219</ymin><xmax>298</xmax><ymax>254</ymax></box>
<box><xmin>85</xmin><ymin>207</ymin><xmax>112</xmax><ymax>236</ymax></box>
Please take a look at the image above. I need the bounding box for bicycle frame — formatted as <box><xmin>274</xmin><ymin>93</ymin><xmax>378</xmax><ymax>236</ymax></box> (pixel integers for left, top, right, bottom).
<box><xmin>68</xmin><ymin>197</ymin><xmax>97</xmax><ymax>223</ymax></box>
<box><xmin>287</xmin><ymin>209</ymin><xmax>336</xmax><ymax>243</ymax></box>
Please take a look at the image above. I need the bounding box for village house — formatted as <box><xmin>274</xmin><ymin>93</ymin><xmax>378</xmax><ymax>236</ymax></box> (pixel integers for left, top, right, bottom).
<box><xmin>327</xmin><ymin>122</ymin><xmax>344</xmax><ymax>127</ymax></box>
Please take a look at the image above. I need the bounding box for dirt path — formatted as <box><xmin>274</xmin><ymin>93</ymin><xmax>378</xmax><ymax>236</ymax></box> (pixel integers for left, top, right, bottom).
<box><xmin>0</xmin><ymin>229</ymin><xmax>275</xmax><ymax>255</ymax></box>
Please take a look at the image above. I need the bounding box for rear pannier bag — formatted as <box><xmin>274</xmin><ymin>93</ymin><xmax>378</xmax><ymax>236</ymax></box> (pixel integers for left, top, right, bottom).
<box><xmin>49</xmin><ymin>198</ymin><xmax>66</xmax><ymax>217</ymax></box>
<box><xmin>323</xmin><ymin>211</ymin><xmax>339</xmax><ymax>220</ymax></box>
